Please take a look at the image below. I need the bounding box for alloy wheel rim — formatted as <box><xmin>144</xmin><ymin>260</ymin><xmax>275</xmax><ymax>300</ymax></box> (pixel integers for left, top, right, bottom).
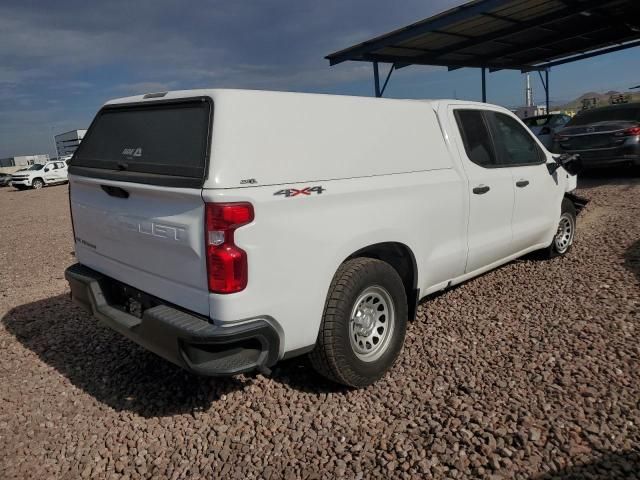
<box><xmin>554</xmin><ymin>213</ymin><xmax>574</xmax><ymax>253</ymax></box>
<box><xmin>349</xmin><ymin>285</ymin><xmax>395</xmax><ymax>362</ymax></box>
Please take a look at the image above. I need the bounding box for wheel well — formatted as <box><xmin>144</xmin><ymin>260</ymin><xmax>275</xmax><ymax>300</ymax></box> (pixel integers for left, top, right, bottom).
<box><xmin>564</xmin><ymin>191</ymin><xmax>588</xmax><ymax>215</ymax></box>
<box><xmin>346</xmin><ymin>242</ymin><xmax>419</xmax><ymax>320</ymax></box>
<box><xmin>32</xmin><ymin>177</ymin><xmax>43</xmax><ymax>183</ymax></box>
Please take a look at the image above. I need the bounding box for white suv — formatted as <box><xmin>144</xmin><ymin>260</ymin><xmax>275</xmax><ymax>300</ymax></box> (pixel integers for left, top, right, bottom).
<box><xmin>11</xmin><ymin>161</ymin><xmax>69</xmax><ymax>190</ymax></box>
<box><xmin>65</xmin><ymin>89</ymin><xmax>584</xmax><ymax>387</ymax></box>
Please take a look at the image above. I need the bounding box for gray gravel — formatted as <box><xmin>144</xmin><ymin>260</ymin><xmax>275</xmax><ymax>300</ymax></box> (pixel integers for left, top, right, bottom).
<box><xmin>0</xmin><ymin>173</ymin><xmax>639</xmax><ymax>480</ymax></box>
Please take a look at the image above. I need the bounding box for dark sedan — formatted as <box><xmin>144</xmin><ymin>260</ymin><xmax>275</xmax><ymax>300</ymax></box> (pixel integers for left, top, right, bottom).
<box><xmin>552</xmin><ymin>103</ymin><xmax>640</xmax><ymax>169</ymax></box>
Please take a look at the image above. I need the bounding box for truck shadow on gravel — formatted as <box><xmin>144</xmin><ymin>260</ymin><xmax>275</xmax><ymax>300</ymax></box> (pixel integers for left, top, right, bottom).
<box><xmin>536</xmin><ymin>450</ymin><xmax>640</xmax><ymax>480</ymax></box>
<box><xmin>577</xmin><ymin>166</ymin><xmax>640</xmax><ymax>190</ymax></box>
<box><xmin>624</xmin><ymin>240</ymin><xmax>640</xmax><ymax>282</ymax></box>
<box><xmin>2</xmin><ymin>294</ymin><xmax>340</xmax><ymax>417</ymax></box>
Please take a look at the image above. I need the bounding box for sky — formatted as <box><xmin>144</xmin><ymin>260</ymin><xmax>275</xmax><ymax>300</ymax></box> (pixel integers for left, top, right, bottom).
<box><xmin>1</xmin><ymin>0</ymin><xmax>640</xmax><ymax>158</ymax></box>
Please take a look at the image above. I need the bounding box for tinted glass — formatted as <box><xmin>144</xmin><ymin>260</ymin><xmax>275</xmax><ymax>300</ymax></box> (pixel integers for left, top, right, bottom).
<box><xmin>554</xmin><ymin>115</ymin><xmax>570</xmax><ymax>126</ymax></box>
<box><xmin>455</xmin><ymin>110</ymin><xmax>496</xmax><ymax>167</ymax></box>
<box><xmin>73</xmin><ymin>98</ymin><xmax>211</xmax><ymax>179</ymax></box>
<box><xmin>523</xmin><ymin>116</ymin><xmax>551</xmax><ymax>127</ymax></box>
<box><xmin>567</xmin><ymin>106</ymin><xmax>640</xmax><ymax>126</ymax></box>
<box><xmin>488</xmin><ymin>112</ymin><xmax>542</xmax><ymax>166</ymax></box>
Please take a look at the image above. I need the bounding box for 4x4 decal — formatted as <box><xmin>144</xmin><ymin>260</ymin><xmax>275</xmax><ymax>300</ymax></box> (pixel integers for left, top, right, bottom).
<box><xmin>274</xmin><ymin>186</ymin><xmax>325</xmax><ymax>198</ymax></box>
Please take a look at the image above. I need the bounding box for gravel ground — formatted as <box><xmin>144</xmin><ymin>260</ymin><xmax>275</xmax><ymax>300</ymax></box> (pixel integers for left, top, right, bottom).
<box><xmin>0</xmin><ymin>173</ymin><xmax>639</xmax><ymax>480</ymax></box>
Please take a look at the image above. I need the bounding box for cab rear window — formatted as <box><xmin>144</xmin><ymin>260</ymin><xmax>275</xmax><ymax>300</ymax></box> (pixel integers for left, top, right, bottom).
<box><xmin>72</xmin><ymin>97</ymin><xmax>212</xmax><ymax>185</ymax></box>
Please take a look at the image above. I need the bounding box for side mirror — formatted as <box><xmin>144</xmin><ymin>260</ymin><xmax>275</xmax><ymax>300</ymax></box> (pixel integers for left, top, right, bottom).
<box><xmin>547</xmin><ymin>153</ymin><xmax>582</xmax><ymax>176</ymax></box>
<box><xmin>44</xmin><ymin>167</ymin><xmax>50</xmax><ymax>172</ymax></box>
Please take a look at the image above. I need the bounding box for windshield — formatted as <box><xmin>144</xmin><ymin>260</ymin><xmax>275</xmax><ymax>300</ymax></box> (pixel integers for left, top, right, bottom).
<box><xmin>567</xmin><ymin>106</ymin><xmax>640</xmax><ymax>126</ymax></box>
<box><xmin>27</xmin><ymin>164</ymin><xmax>44</xmax><ymax>171</ymax></box>
<box><xmin>523</xmin><ymin>116</ymin><xmax>551</xmax><ymax>127</ymax></box>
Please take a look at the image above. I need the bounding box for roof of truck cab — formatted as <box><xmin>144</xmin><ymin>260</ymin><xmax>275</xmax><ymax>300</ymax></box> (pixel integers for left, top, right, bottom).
<box><xmin>102</xmin><ymin>90</ymin><xmax>518</xmax><ymax>128</ymax></box>
<box><xmin>97</xmin><ymin>89</ymin><xmax>518</xmax><ymax>190</ymax></box>
<box><xmin>104</xmin><ymin>88</ymin><xmax>451</xmax><ymax>107</ymax></box>
<box><xmin>104</xmin><ymin>89</ymin><xmax>454</xmax><ymax>189</ymax></box>
<box><xmin>103</xmin><ymin>89</ymin><xmax>528</xmax><ymax>117</ymax></box>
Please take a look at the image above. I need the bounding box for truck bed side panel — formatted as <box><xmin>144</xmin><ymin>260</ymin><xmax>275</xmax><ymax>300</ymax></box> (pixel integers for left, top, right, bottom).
<box><xmin>203</xmin><ymin>169</ymin><xmax>466</xmax><ymax>353</ymax></box>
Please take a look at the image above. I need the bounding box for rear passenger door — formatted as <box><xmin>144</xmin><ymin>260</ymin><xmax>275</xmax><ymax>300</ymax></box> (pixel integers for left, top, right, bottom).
<box><xmin>486</xmin><ymin>111</ymin><xmax>557</xmax><ymax>253</ymax></box>
<box><xmin>451</xmin><ymin>108</ymin><xmax>514</xmax><ymax>273</ymax></box>
<box><xmin>56</xmin><ymin>162</ymin><xmax>69</xmax><ymax>182</ymax></box>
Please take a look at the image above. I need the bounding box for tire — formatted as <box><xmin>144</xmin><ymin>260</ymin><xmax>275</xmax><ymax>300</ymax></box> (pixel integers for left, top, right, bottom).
<box><xmin>32</xmin><ymin>178</ymin><xmax>44</xmax><ymax>190</ymax></box>
<box><xmin>542</xmin><ymin>198</ymin><xmax>577</xmax><ymax>258</ymax></box>
<box><xmin>309</xmin><ymin>258</ymin><xmax>408</xmax><ymax>387</ymax></box>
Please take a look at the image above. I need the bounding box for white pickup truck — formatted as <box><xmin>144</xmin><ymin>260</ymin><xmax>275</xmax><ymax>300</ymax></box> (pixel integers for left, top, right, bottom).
<box><xmin>65</xmin><ymin>89</ymin><xmax>583</xmax><ymax>387</ymax></box>
<box><xmin>11</xmin><ymin>160</ymin><xmax>69</xmax><ymax>190</ymax></box>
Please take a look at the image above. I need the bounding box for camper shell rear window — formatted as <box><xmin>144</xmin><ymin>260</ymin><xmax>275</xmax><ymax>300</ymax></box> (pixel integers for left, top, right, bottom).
<box><xmin>70</xmin><ymin>97</ymin><xmax>212</xmax><ymax>188</ymax></box>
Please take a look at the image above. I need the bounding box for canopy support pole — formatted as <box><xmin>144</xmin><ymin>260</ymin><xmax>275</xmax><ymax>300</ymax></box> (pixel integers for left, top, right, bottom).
<box><xmin>538</xmin><ymin>68</ymin><xmax>550</xmax><ymax>114</ymax></box>
<box><xmin>545</xmin><ymin>69</ymin><xmax>550</xmax><ymax>114</ymax></box>
<box><xmin>481</xmin><ymin>67</ymin><xmax>487</xmax><ymax>102</ymax></box>
<box><xmin>373</xmin><ymin>62</ymin><xmax>395</xmax><ymax>98</ymax></box>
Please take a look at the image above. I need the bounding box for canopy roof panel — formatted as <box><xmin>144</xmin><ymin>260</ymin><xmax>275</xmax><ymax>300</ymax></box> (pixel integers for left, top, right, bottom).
<box><xmin>326</xmin><ymin>0</ymin><xmax>640</xmax><ymax>72</ymax></box>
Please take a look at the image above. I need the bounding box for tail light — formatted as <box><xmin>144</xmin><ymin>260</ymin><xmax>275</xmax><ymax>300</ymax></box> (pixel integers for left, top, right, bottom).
<box><xmin>614</xmin><ymin>126</ymin><xmax>640</xmax><ymax>137</ymax></box>
<box><xmin>205</xmin><ymin>202</ymin><xmax>254</xmax><ymax>294</ymax></box>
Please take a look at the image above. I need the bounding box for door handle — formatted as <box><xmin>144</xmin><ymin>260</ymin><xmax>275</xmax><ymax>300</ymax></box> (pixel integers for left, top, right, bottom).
<box><xmin>515</xmin><ymin>180</ymin><xmax>530</xmax><ymax>188</ymax></box>
<box><xmin>101</xmin><ymin>185</ymin><xmax>130</xmax><ymax>198</ymax></box>
<box><xmin>472</xmin><ymin>185</ymin><xmax>490</xmax><ymax>195</ymax></box>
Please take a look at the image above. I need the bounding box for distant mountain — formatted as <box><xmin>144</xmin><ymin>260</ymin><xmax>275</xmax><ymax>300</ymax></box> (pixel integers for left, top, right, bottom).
<box><xmin>579</xmin><ymin>91</ymin><xmax>602</xmax><ymax>99</ymax></box>
<box><xmin>555</xmin><ymin>90</ymin><xmax>640</xmax><ymax>111</ymax></box>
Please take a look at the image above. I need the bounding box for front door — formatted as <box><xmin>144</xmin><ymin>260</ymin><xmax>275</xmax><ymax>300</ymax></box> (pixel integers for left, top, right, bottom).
<box><xmin>449</xmin><ymin>107</ymin><xmax>514</xmax><ymax>274</ymax></box>
<box><xmin>510</xmin><ymin>163</ymin><xmax>558</xmax><ymax>251</ymax></box>
<box><xmin>42</xmin><ymin>164</ymin><xmax>58</xmax><ymax>184</ymax></box>
<box><xmin>485</xmin><ymin>112</ymin><xmax>557</xmax><ymax>253</ymax></box>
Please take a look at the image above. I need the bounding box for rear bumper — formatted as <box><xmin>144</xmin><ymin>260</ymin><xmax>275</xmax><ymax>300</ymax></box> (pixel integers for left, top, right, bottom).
<box><xmin>65</xmin><ymin>263</ymin><xmax>281</xmax><ymax>376</ymax></box>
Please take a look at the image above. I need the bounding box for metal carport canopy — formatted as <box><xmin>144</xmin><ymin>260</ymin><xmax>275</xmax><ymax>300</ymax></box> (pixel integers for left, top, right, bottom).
<box><xmin>326</xmin><ymin>0</ymin><xmax>640</xmax><ymax>109</ymax></box>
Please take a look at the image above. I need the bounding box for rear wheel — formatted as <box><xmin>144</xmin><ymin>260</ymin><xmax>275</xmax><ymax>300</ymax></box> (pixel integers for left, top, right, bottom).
<box><xmin>309</xmin><ymin>258</ymin><xmax>408</xmax><ymax>387</ymax></box>
<box><xmin>32</xmin><ymin>178</ymin><xmax>44</xmax><ymax>190</ymax></box>
<box><xmin>543</xmin><ymin>198</ymin><xmax>576</xmax><ymax>258</ymax></box>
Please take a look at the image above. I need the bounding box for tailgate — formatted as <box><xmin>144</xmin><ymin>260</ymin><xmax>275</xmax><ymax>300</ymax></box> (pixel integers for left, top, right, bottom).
<box><xmin>68</xmin><ymin>96</ymin><xmax>212</xmax><ymax>315</ymax></box>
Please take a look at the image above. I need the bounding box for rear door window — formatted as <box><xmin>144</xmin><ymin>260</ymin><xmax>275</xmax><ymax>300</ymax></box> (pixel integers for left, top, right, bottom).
<box><xmin>72</xmin><ymin>97</ymin><xmax>212</xmax><ymax>187</ymax></box>
<box><xmin>454</xmin><ymin>110</ymin><xmax>497</xmax><ymax>168</ymax></box>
